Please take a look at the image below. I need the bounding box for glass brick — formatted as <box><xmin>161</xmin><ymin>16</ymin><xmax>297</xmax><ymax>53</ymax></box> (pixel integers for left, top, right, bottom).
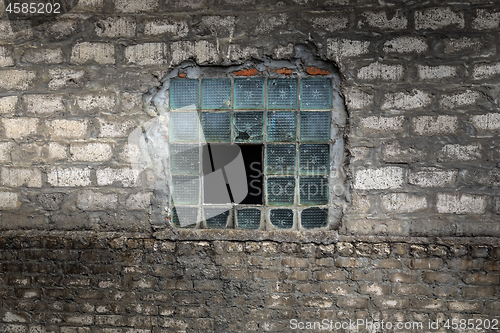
<box><xmin>204</xmin><ymin>208</ymin><xmax>230</xmax><ymax>229</ymax></box>
<box><xmin>171</xmin><ymin>175</ymin><xmax>199</xmax><ymax>205</ymax></box>
<box><xmin>266</xmin><ymin>144</ymin><xmax>295</xmax><ymax>175</ymax></box>
<box><xmin>267</xmin><ymin>177</ymin><xmax>295</xmax><ymax>206</ymax></box>
<box><xmin>299</xmin><ymin>176</ymin><xmax>328</xmax><ymax>205</ymax></box>
<box><xmin>301</xmin><ymin>207</ymin><xmax>328</xmax><ymax>229</ymax></box>
<box><xmin>267</xmin><ymin>78</ymin><xmax>298</xmax><ymax>109</ymax></box>
<box><xmin>301</xmin><ymin>78</ymin><xmax>332</xmax><ymax>110</ymax></box>
<box><xmin>201</xmin><ymin>112</ymin><xmax>231</xmax><ymax>142</ymax></box>
<box><xmin>270</xmin><ymin>209</ymin><xmax>294</xmax><ymax>229</ymax></box>
<box><xmin>234</xmin><ymin>78</ymin><xmax>265</xmax><ymax>110</ymax></box>
<box><xmin>170</xmin><ymin>144</ymin><xmax>199</xmax><ymax>174</ymax></box>
<box><xmin>171</xmin><ymin>112</ymin><xmax>199</xmax><ymax>142</ymax></box>
<box><xmin>172</xmin><ymin>206</ymin><xmax>198</xmax><ymax>228</ymax></box>
<box><xmin>202</xmin><ymin>79</ymin><xmax>231</xmax><ymax>110</ymax></box>
<box><xmin>170</xmin><ymin>79</ymin><xmax>199</xmax><ymax>110</ymax></box>
<box><xmin>300</xmin><ymin>111</ymin><xmax>330</xmax><ymax>142</ymax></box>
<box><xmin>267</xmin><ymin>111</ymin><xmax>296</xmax><ymax>142</ymax></box>
<box><xmin>233</xmin><ymin>112</ymin><xmax>263</xmax><ymax>142</ymax></box>
<box><xmin>236</xmin><ymin>208</ymin><xmax>261</xmax><ymax>230</ymax></box>
<box><xmin>299</xmin><ymin>144</ymin><xmax>329</xmax><ymax>175</ymax></box>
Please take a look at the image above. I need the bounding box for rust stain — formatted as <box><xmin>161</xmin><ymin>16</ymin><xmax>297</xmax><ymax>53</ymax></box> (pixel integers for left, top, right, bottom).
<box><xmin>277</xmin><ymin>67</ymin><xmax>292</xmax><ymax>75</ymax></box>
<box><xmin>234</xmin><ymin>68</ymin><xmax>260</xmax><ymax>76</ymax></box>
<box><xmin>306</xmin><ymin>66</ymin><xmax>330</xmax><ymax>75</ymax></box>
<box><xmin>178</xmin><ymin>73</ymin><xmax>186</xmax><ymax>78</ymax></box>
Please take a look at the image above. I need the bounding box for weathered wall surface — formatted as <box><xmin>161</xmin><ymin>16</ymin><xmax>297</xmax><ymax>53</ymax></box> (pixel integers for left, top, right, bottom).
<box><xmin>0</xmin><ymin>0</ymin><xmax>499</xmax><ymax>331</ymax></box>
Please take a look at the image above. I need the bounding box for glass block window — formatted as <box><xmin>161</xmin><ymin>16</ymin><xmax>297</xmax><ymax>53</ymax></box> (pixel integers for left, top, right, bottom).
<box><xmin>167</xmin><ymin>73</ymin><xmax>342</xmax><ymax>231</ymax></box>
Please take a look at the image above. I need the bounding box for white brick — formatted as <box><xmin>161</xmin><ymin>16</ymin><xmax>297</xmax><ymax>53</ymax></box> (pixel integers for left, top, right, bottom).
<box><xmin>344</xmin><ymin>88</ymin><xmax>373</xmax><ymax>110</ymax></box>
<box><xmin>0</xmin><ymin>96</ymin><xmax>18</xmax><ymax>115</ymax></box>
<box><xmin>256</xmin><ymin>14</ymin><xmax>288</xmax><ymax>33</ymax></box>
<box><xmin>418</xmin><ymin>65</ymin><xmax>457</xmax><ymax>80</ymax></box>
<box><xmin>473</xmin><ymin>9</ymin><xmax>500</xmax><ymax>30</ymax></box>
<box><xmin>439</xmin><ymin>143</ymin><xmax>481</xmax><ymax>162</ymax></box>
<box><xmin>0</xmin><ymin>142</ymin><xmax>14</xmax><ymax>163</ymax></box>
<box><xmin>114</xmin><ymin>0</ymin><xmax>158</xmax><ymax>12</ymax></box>
<box><xmin>437</xmin><ymin>193</ymin><xmax>486</xmax><ymax>214</ymax></box>
<box><xmin>96</xmin><ymin>168</ymin><xmax>141</xmax><ymax>187</ymax></box>
<box><xmin>47</xmin><ymin>119</ymin><xmax>88</xmax><ymax>139</ymax></box>
<box><xmin>359</xmin><ymin>116</ymin><xmax>404</xmax><ymax>133</ymax></box>
<box><xmin>21</xmin><ymin>48</ymin><xmax>63</xmax><ymax>64</ymax></box>
<box><xmin>383</xmin><ymin>37</ymin><xmax>428</xmax><ymax>54</ymax></box>
<box><xmin>0</xmin><ymin>70</ymin><xmax>36</xmax><ymax>90</ymax></box>
<box><xmin>48</xmin><ymin>69</ymin><xmax>86</xmax><ymax>90</ymax></box>
<box><xmin>359</xmin><ymin>9</ymin><xmax>407</xmax><ymax>30</ymax></box>
<box><xmin>70</xmin><ymin>143</ymin><xmax>113</xmax><ymax>162</ymax></box>
<box><xmin>415</xmin><ymin>7</ymin><xmax>465</xmax><ymax>30</ymax></box>
<box><xmin>470</xmin><ymin>113</ymin><xmax>500</xmax><ymax>132</ymax></box>
<box><xmin>70</xmin><ymin>42</ymin><xmax>115</xmax><ymax>65</ymax></box>
<box><xmin>23</xmin><ymin>94</ymin><xmax>65</xmax><ymax>115</ymax></box>
<box><xmin>125</xmin><ymin>43</ymin><xmax>167</xmax><ymax>66</ymax></box>
<box><xmin>411</xmin><ymin>115</ymin><xmax>458</xmax><ymax>135</ymax></box>
<box><xmin>228</xmin><ymin>44</ymin><xmax>260</xmax><ymax>62</ymax></box>
<box><xmin>118</xmin><ymin>143</ymin><xmax>141</xmax><ymax>163</ymax></box>
<box><xmin>73</xmin><ymin>0</ymin><xmax>104</xmax><ymax>11</ymax></box>
<box><xmin>201</xmin><ymin>16</ymin><xmax>236</xmax><ymax>36</ymax></box>
<box><xmin>409</xmin><ymin>168</ymin><xmax>458</xmax><ymax>187</ymax></box>
<box><xmin>1</xmin><ymin>168</ymin><xmax>42</xmax><ymax>187</ymax></box>
<box><xmin>354</xmin><ymin>167</ymin><xmax>404</xmax><ymax>190</ymax></box>
<box><xmin>357</xmin><ymin>62</ymin><xmax>404</xmax><ymax>81</ymax></box>
<box><xmin>144</xmin><ymin>19</ymin><xmax>189</xmax><ymax>38</ymax></box>
<box><xmin>0</xmin><ymin>192</ymin><xmax>18</xmax><ymax>210</ymax></box>
<box><xmin>98</xmin><ymin>118</ymin><xmax>136</xmax><ymax>138</ymax></box>
<box><xmin>382</xmin><ymin>142</ymin><xmax>425</xmax><ymax>163</ymax></box>
<box><xmin>125</xmin><ymin>192</ymin><xmax>152</xmax><ymax>210</ymax></box>
<box><xmin>77</xmin><ymin>190</ymin><xmax>118</xmax><ymax>210</ymax></box>
<box><xmin>382</xmin><ymin>89</ymin><xmax>431</xmax><ymax>110</ymax></box>
<box><xmin>0</xmin><ymin>46</ymin><xmax>14</xmax><ymax>67</ymax></box>
<box><xmin>313</xmin><ymin>16</ymin><xmax>348</xmax><ymax>32</ymax></box>
<box><xmin>2</xmin><ymin>118</ymin><xmax>38</xmax><ymax>139</ymax></box>
<box><xmin>75</xmin><ymin>94</ymin><xmax>116</xmax><ymax>113</ymax></box>
<box><xmin>47</xmin><ymin>167</ymin><xmax>91</xmax><ymax>187</ymax></box>
<box><xmin>47</xmin><ymin>142</ymin><xmax>68</xmax><ymax>161</ymax></box>
<box><xmin>327</xmin><ymin>38</ymin><xmax>370</xmax><ymax>62</ymax></box>
<box><xmin>0</xmin><ymin>20</ymin><xmax>33</xmax><ymax>40</ymax></box>
<box><xmin>381</xmin><ymin>193</ymin><xmax>427</xmax><ymax>213</ymax></box>
<box><xmin>95</xmin><ymin>17</ymin><xmax>136</xmax><ymax>37</ymax></box>
<box><xmin>473</xmin><ymin>63</ymin><xmax>500</xmax><ymax>80</ymax></box>
<box><xmin>170</xmin><ymin>41</ymin><xmax>219</xmax><ymax>65</ymax></box>
<box><xmin>440</xmin><ymin>90</ymin><xmax>482</xmax><ymax>109</ymax></box>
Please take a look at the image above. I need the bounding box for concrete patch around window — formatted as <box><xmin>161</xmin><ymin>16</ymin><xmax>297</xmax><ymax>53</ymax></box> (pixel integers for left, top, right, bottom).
<box><xmin>134</xmin><ymin>45</ymin><xmax>348</xmax><ymax>233</ymax></box>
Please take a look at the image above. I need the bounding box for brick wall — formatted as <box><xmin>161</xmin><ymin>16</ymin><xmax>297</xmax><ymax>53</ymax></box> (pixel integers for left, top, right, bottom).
<box><xmin>0</xmin><ymin>0</ymin><xmax>499</xmax><ymax>331</ymax></box>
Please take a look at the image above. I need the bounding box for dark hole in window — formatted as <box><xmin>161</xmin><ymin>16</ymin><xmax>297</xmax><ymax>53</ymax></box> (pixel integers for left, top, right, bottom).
<box><xmin>202</xmin><ymin>144</ymin><xmax>262</xmax><ymax>205</ymax></box>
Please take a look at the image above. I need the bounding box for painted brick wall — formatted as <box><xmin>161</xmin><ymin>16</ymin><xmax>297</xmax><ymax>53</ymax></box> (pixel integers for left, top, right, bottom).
<box><xmin>0</xmin><ymin>0</ymin><xmax>499</xmax><ymax>331</ymax></box>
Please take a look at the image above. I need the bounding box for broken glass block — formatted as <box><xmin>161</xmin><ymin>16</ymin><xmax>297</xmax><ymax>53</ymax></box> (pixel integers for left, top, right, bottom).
<box><xmin>267</xmin><ymin>177</ymin><xmax>295</xmax><ymax>205</ymax></box>
<box><xmin>170</xmin><ymin>144</ymin><xmax>199</xmax><ymax>174</ymax></box>
<box><xmin>171</xmin><ymin>112</ymin><xmax>199</xmax><ymax>142</ymax></box>
<box><xmin>236</xmin><ymin>208</ymin><xmax>261</xmax><ymax>230</ymax></box>
<box><xmin>299</xmin><ymin>176</ymin><xmax>328</xmax><ymax>205</ymax></box>
<box><xmin>171</xmin><ymin>175</ymin><xmax>200</xmax><ymax>205</ymax></box>
<box><xmin>201</xmin><ymin>112</ymin><xmax>231</xmax><ymax>142</ymax></box>
<box><xmin>267</xmin><ymin>78</ymin><xmax>298</xmax><ymax>110</ymax></box>
<box><xmin>266</xmin><ymin>144</ymin><xmax>295</xmax><ymax>175</ymax></box>
<box><xmin>172</xmin><ymin>206</ymin><xmax>198</xmax><ymax>228</ymax></box>
<box><xmin>204</xmin><ymin>207</ymin><xmax>230</xmax><ymax>229</ymax></box>
<box><xmin>234</xmin><ymin>78</ymin><xmax>265</xmax><ymax>110</ymax></box>
<box><xmin>299</xmin><ymin>144</ymin><xmax>329</xmax><ymax>175</ymax></box>
<box><xmin>233</xmin><ymin>111</ymin><xmax>263</xmax><ymax>142</ymax></box>
<box><xmin>300</xmin><ymin>111</ymin><xmax>330</xmax><ymax>142</ymax></box>
<box><xmin>202</xmin><ymin>79</ymin><xmax>231</xmax><ymax>110</ymax></box>
<box><xmin>267</xmin><ymin>111</ymin><xmax>297</xmax><ymax>142</ymax></box>
<box><xmin>170</xmin><ymin>79</ymin><xmax>199</xmax><ymax>110</ymax></box>
<box><xmin>270</xmin><ymin>209</ymin><xmax>294</xmax><ymax>229</ymax></box>
<box><xmin>301</xmin><ymin>78</ymin><xmax>332</xmax><ymax>110</ymax></box>
<box><xmin>301</xmin><ymin>207</ymin><xmax>328</xmax><ymax>229</ymax></box>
